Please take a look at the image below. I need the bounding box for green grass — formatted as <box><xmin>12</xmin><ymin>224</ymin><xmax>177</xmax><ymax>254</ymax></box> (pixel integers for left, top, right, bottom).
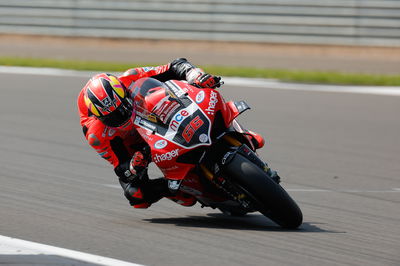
<box><xmin>1</xmin><ymin>56</ymin><xmax>399</xmax><ymax>86</ymax></box>
<box><xmin>203</xmin><ymin>66</ymin><xmax>400</xmax><ymax>86</ymax></box>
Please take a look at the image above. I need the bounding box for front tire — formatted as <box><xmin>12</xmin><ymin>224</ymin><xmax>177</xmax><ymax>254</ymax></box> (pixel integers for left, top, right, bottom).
<box><xmin>222</xmin><ymin>153</ymin><xmax>303</xmax><ymax>229</ymax></box>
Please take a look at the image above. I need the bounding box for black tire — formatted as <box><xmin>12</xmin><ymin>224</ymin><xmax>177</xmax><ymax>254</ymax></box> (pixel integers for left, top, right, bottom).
<box><xmin>222</xmin><ymin>153</ymin><xmax>303</xmax><ymax>229</ymax></box>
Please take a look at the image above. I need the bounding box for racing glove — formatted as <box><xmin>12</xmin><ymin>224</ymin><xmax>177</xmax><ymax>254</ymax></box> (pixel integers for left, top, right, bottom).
<box><xmin>128</xmin><ymin>151</ymin><xmax>148</xmax><ymax>180</ymax></box>
<box><xmin>116</xmin><ymin>151</ymin><xmax>149</xmax><ymax>184</ymax></box>
<box><xmin>187</xmin><ymin>68</ymin><xmax>222</xmax><ymax>89</ymax></box>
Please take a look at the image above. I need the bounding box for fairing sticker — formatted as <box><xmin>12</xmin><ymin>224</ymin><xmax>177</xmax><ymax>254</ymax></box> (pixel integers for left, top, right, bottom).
<box><xmin>134</xmin><ymin>81</ymin><xmax>212</xmax><ymax>149</ymax></box>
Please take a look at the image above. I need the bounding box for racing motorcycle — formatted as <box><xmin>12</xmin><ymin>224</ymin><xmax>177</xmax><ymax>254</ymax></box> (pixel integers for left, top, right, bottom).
<box><xmin>131</xmin><ymin>77</ymin><xmax>303</xmax><ymax>229</ymax></box>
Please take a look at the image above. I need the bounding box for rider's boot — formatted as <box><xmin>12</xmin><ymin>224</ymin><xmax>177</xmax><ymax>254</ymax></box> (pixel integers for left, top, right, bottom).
<box><xmin>120</xmin><ymin>177</ymin><xmax>171</xmax><ymax>209</ymax></box>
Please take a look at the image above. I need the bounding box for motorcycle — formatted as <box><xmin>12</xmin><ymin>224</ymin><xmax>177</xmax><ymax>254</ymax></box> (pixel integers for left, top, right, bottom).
<box><xmin>131</xmin><ymin>77</ymin><xmax>303</xmax><ymax>229</ymax></box>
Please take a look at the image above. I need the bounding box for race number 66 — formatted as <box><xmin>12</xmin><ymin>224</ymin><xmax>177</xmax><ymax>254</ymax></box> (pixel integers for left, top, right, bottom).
<box><xmin>182</xmin><ymin>116</ymin><xmax>204</xmax><ymax>142</ymax></box>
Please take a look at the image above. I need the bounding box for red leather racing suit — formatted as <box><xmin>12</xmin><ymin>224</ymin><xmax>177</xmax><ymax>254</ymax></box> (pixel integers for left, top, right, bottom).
<box><xmin>77</xmin><ymin>58</ymin><xmax>199</xmax><ymax>207</ymax></box>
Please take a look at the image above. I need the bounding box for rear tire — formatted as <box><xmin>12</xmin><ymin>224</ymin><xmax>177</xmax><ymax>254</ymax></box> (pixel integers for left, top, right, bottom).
<box><xmin>222</xmin><ymin>153</ymin><xmax>303</xmax><ymax>229</ymax></box>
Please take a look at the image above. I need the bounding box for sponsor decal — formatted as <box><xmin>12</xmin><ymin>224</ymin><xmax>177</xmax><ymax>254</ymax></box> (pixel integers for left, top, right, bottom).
<box><xmin>168</xmin><ymin>180</ymin><xmax>182</xmax><ymax>190</ymax></box>
<box><xmin>101</xmin><ymin>127</ymin><xmax>108</xmax><ymax>138</ymax></box>
<box><xmin>186</xmin><ymin>85</ymin><xmax>194</xmax><ymax>93</ymax></box>
<box><xmin>195</xmin><ymin>91</ymin><xmax>205</xmax><ymax>103</ymax></box>
<box><xmin>153</xmin><ymin>149</ymin><xmax>179</xmax><ymax>163</ymax></box>
<box><xmin>153</xmin><ymin>98</ymin><xmax>181</xmax><ymax>124</ymax></box>
<box><xmin>134</xmin><ymin>116</ymin><xmax>141</xmax><ymax>124</ymax></box>
<box><xmin>101</xmin><ymin>127</ymin><xmax>118</xmax><ymax>139</ymax></box>
<box><xmin>152</xmin><ymin>97</ymin><xmax>169</xmax><ymax>115</ymax></box>
<box><xmin>102</xmin><ymin>98</ymin><xmax>112</xmax><ymax>108</ymax></box>
<box><xmin>154</xmin><ymin>139</ymin><xmax>168</xmax><ymax>149</ymax></box>
<box><xmin>221</xmin><ymin>151</ymin><xmax>234</xmax><ymax>165</ymax></box>
<box><xmin>162</xmin><ymin>102</ymin><xmax>180</xmax><ymax>123</ymax></box>
<box><xmin>108</xmin><ymin>128</ymin><xmax>116</xmax><ymax>137</ymax></box>
<box><xmin>141</xmin><ymin>133</ymin><xmax>153</xmax><ymax>141</ymax></box>
<box><xmin>166</xmin><ymin>81</ymin><xmax>185</xmax><ymax>97</ymax></box>
<box><xmin>199</xmin><ymin>133</ymin><xmax>208</xmax><ymax>143</ymax></box>
<box><xmin>100</xmin><ymin>97</ymin><xmax>118</xmax><ymax>113</ymax></box>
<box><xmin>161</xmin><ymin>165</ymin><xmax>179</xmax><ymax>172</ymax></box>
<box><xmin>142</xmin><ymin>67</ymin><xmax>155</xmax><ymax>72</ymax></box>
<box><xmin>139</xmin><ymin>119</ymin><xmax>156</xmax><ymax>131</ymax></box>
<box><xmin>182</xmin><ymin>116</ymin><xmax>204</xmax><ymax>142</ymax></box>
<box><xmin>147</xmin><ymin>114</ymin><xmax>157</xmax><ymax>123</ymax></box>
<box><xmin>124</xmin><ymin>170</ymin><xmax>132</xmax><ymax>177</ymax></box>
<box><xmin>205</xmin><ymin>91</ymin><xmax>218</xmax><ymax>115</ymax></box>
<box><xmin>169</xmin><ymin>109</ymin><xmax>190</xmax><ymax>131</ymax></box>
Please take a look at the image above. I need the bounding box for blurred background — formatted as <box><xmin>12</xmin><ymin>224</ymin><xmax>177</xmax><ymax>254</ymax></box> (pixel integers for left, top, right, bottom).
<box><xmin>0</xmin><ymin>0</ymin><xmax>399</xmax><ymax>75</ymax></box>
<box><xmin>1</xmin><ymin>2</ymin><xmax>400</xmax><ymax>265</ymax></box>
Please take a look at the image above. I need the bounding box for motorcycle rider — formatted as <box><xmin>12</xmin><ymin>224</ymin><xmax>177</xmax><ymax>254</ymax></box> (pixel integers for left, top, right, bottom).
<box><xmin>78</xmin><ymin>58</ymin><xmax>222</xmax><ymax>208</ymax></box>
<box><xmin>77</xmin><ymin>58</ymin><xmax>265</xmax><ymax>209</ymax></box>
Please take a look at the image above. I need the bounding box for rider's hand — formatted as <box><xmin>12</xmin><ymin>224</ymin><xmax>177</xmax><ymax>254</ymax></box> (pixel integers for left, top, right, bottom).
<box><xmin>195</xmin><ymin>73</ymin><xmax>221</xmax><ymax>89</ymax></box>
<box><xmin>187</xmin><ymin>68</ymin><xmax>222</xmax><ymax>89</ymax></box>
<box><xmin>127</xmin><ymin>151</ymin><xmax>148</xmax><ymax>182</ymax></box>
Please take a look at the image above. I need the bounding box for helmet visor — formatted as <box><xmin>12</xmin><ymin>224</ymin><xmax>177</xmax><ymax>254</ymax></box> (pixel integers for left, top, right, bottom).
<box><xmin>98</xmin><ymin>100</ymin><xmax>133</xmax><ymax>128</ymax></box>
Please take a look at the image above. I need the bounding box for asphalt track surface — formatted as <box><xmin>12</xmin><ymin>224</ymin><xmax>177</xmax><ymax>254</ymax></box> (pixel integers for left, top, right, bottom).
<box><xmin>0</xmin><ymin>71</ymin><xmax>399</xmax><ymax>266</ymax></box>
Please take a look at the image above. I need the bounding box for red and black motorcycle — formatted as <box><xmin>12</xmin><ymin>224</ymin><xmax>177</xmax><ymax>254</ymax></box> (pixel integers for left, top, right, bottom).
<box><xmin>131</xmin><ymin>77</ymin><xmax>302</xmax><ymax>229</ymax></box>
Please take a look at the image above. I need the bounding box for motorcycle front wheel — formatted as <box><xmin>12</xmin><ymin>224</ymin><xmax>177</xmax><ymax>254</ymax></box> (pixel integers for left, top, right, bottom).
<box><xmin>222</xmin><ymin>153</ymin><xmax>303</xmax><ymax>229</ymax></box>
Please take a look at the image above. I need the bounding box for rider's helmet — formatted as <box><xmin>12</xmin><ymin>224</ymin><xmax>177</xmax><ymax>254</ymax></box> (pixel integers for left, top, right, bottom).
<box><xmin>83</xmin><ymin>73</ymin><xmax>135</xmax><ymax>131</ymax></box>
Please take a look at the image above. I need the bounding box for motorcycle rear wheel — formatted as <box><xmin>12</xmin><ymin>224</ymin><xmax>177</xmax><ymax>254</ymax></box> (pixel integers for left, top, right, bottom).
<box><xmin>223</xmin><ymin>153</ymin><xmax>303</xmax><ymax>229</ymax></box>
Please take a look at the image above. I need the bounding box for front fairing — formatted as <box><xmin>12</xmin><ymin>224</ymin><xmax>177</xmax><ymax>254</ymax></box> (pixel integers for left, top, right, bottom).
<box><xmin>131</xmin><ymin>78</ymin><xmax>226</xmax><ymax>180</ymax></box>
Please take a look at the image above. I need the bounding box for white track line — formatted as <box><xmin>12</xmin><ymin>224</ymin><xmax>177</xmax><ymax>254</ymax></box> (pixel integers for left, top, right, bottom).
<box><xmin>0</xmin><ymin>66</ymin><xmax>399</xmax><ymax>96</ymax></box>
<box><xmin>0</xmin><ymin>65</ymin><xmax>95</xmax><ymax>77</ymax></box>
<box><xmin>0</xmin><ymin>235</ymin><xmax>144</xmax><ymax>266</ymax></box>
